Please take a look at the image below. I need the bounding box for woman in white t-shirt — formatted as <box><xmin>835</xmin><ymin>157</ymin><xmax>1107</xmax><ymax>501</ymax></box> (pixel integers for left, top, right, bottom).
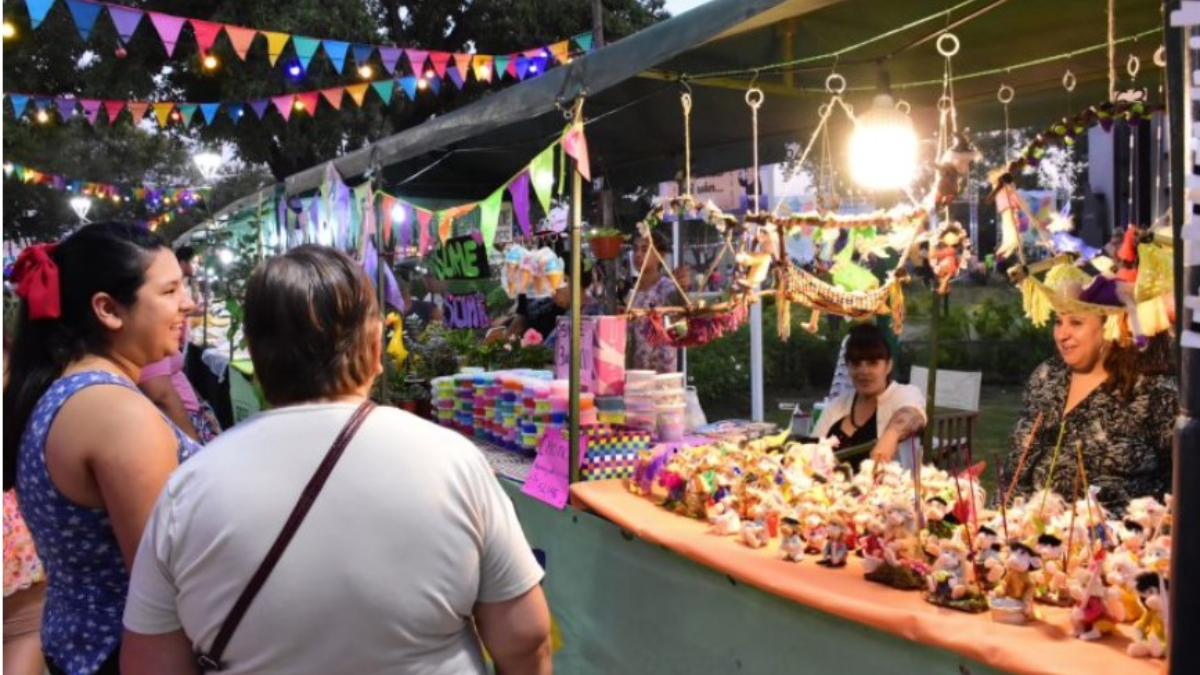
<box><xmin>121</xmin><ymin>245</ymin><xmax>551</xmax><ymax>675</ymax></box>
<box><xmin>812</xmin><ymin>323</ymin><xmax>926</xmax><ymax>468</ymax></box>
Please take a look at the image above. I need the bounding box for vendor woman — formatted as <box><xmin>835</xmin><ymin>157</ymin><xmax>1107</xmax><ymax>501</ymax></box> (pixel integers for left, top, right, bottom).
<box><xmin>812</xmin><ymin>323</ymin><xmax>927</xmax><ymax>467</ymax></box>
<box><xmin>1002</xmin><ymin>313</ymin><xmax>1177</xmax><ymax>513</ymax></box>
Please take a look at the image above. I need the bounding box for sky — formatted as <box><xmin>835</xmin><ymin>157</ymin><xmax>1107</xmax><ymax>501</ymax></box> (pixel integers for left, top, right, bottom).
<box><xmin>663</xmin><ymin>0</ymin><xmax>713</xmax><ymax>16</ymax></box>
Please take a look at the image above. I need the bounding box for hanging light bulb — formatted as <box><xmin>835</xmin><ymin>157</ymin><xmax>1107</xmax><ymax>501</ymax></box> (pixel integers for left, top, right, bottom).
<box><xmin>170</xmin><ymin>110</ymin><xmax>182</xmax><ymax>123</ymax></box>
<box><xmin>849</xmin><ymin>66</ymin><xmax>918</xmax><ymax>191</ymax></box>
<box><xmin>202</xmin><ymin>53</ymin><xmax>219</xmax><ymax>71</ymax></box>
<box><xmin>417</xmin><ymin>77</ymin><xmax>428</xmax><ymax>90</ymax></box>
<box><xmin>358</xmin><ymin>64</ymin><xmax>374</xmax><ymax>79</ymax></box>
<box><xmin>286</xmin><ymin>61</ymin><xmax>303</xmax><ymax>79</ymax></box>
<box><xmin>479</xmin><ymin>64</ymin><xmax>492</xmax><ymax>79</ymax></box>
<box><xmin>3</xmin><ymin>21</ymin><xmax>16</xmax><ymax>40</ymax></box>
<box><xmin>390</xmin><ymin>202</ymin><xmax>407</xmax><ymax>223</ymax></box>
<box><xmin>424</xmin><ymin>69</ymin><xmax>435</xmax><ymax>79</ymax></box>
<box><xmin>35</xmin><ymin>108</ymin><xmax>49</xmax><ymax>123</ymax></box>
<box><xmin>293</xmin><ymin>99</ymin><xmax>306</xmax><ymax>112</ymax></box>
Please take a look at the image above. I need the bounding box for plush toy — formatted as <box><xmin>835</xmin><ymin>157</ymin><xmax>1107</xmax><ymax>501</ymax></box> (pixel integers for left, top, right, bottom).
<box><xmin>990</xmin><ymin>172</ymin><xmax>1023</xmax><ymax>259</ymax></box>
<box><xmin>819</xmin><ymin>516</ymin><xmax>850</xmax><ymax>567</ymax></box>
<box><xmin>734</xmin><ymin>223</ymin><xmax>778</xmax><ymax>292</ymax></box>
<box><xmin>996</xmin><ymin>542</ymin><xmax>1042</xmax><ymax>620</ymax></box>
<box><xmin>972</xmin><ymin>526</ymin><xmax>1006</xmax><ymax>590</ymax></box>
<box><xmin>1071</xmin><ymin>562</ymin><xmax>1118</xmax><ymax>640</ymax></box>
<box><xmin>934</xmin><ymin>131</ymin><xmax>981</xmax><ymax>208</ymax></box>
<box><xmin>1127</xmin><ymin>572</ymin><xmax>1167</xmax><ymax>659</ymax></box>
<box><xmin>779</xmin><ymin>517</ymin><xmax>806</xmax><ymax>562</ymax></box>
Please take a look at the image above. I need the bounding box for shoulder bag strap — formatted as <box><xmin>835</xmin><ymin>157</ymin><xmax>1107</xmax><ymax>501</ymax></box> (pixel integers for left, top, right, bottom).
<box><xmin>195</xmin><ymin>399</ymin><xmax>376</xmax><ymax>671</ymax></box>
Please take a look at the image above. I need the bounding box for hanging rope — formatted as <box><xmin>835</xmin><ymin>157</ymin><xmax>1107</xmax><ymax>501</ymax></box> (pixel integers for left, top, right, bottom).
<box><xmin>681</xmin><ymin>88</ymin><xmax>693</xmax><ymax>199</ymax></box>
<box><xmin>746</xmin><ymin>85</ymin><xmax>764</xmax><ymax>214</ymax></box>
<box><xmin>998</xmin><ymin>84</ymin><xmax>1014</xmax><ymax>162</ymax></box>
<box><xmin>1108</xmin><ymin>0</ymin><xmax>1116</xmax><ymax>102</ymax></box>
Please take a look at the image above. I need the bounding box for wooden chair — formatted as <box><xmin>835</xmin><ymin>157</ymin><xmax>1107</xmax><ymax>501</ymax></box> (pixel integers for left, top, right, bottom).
<box><xmin>909</xmin><ymin>366</ymin><xmax>981</xmax><ymax>470</ymax></box>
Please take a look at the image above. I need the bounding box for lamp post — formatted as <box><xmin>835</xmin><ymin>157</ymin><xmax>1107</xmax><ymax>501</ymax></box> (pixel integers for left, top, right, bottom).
<box><xmin>192</xmin><ymin>151</ymin><xmax>222</xmax><ymax>347</ymax></box>
<box><xmin>69</xmin><ymin>195</ymin><xmax>92</xmax><ymax>226</ymax></box>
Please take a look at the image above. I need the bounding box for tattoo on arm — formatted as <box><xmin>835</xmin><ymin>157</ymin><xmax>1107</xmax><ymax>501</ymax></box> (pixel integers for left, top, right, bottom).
<box><xmin>886</xmin><ymin>407</ymin><xmax>924</xmax><ymax>439</ymax></box>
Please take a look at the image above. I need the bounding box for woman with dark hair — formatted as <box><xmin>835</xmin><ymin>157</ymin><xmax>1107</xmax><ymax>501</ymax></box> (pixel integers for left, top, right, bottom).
<box><xmin>1003</xmin><ymin>314</ymin><xmax>1177</xmax><ymax>513</ymax></box>
<box><xmin>3</xmin><ymin>222</ymin><xmax>201</xmax><ymax>675</ymax></box>
<box><xmin>122</xmin><ymin>245</ymin><xmax>551</xmax><ymax>675</ymax></box>
<box><xmin>628</xmin><ymin>228</ymin><xmax>680</xmax><ymax>372</ymax></box>
<box><xmin>812</xmin><ymin>323</ymin><xmax>927</xmax><ymax>467</ymax></box>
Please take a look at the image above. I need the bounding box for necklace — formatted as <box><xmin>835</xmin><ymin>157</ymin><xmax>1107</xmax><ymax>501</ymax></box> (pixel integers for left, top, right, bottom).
<box><xmin>847</xmin><ymin>393</ymin><xmax>875</xmax><ymax>430</ymax></box>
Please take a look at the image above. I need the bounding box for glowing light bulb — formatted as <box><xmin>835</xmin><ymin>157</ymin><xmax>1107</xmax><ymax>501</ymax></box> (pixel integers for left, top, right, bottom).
<box><xmin>171</xmin><ymin>110</ymin><xmax>182</xmax><ymax>122</ymax></box>
<box><xmin>417</xmin><ymin>77</ymin><xmax>428</xmax><ymax>90</ymax></box>
<box><xmin>480</xmin><ymin>65</ymin><xmax>491</xmax><ymax>79</ymax></box>
<box><xmin>848</xmin><ymin>93</ymin><xmax>917</xmax><ymax>191</ymax></box>
<box><xmin>202</xmin><ymin>53</ymin><xmax>219</xmax><ymax>70</ymax></box>
<box><xmin>358</xmin><ymin>64</ymin><xmax>373</xmax><ymax>79</ymax></box>
<box><xmin>293</xmin><ymin>99</ymin><xmax>306</xmax><ymax>112</ymax></box>
<box><xmin>3</xmin><ymin>21</ymin><xmax>15</xmax><ymax>40</ymax></box>
<box><xmin>424</xmin><ymin>69</ymin><xmax>434</xmax><ymax>79</ymax></box>
<box><xmin>534</xmin><ymin>171</ymin><xmax>554</xmax><ymax>191</ymax></box>
<box><xmin>390</xmin><ymin>202</ymin><xmax>407</xmax><ymax>223</ymax></box>
<box><xmin>35</xmin><ymin>109</ymin><xmax>49</xmax><ymax>123</ymax></box>
<box><xmin>287</xmin><ymin>63</ymin><xmax>303</xmax><ymax>78</ymax></box>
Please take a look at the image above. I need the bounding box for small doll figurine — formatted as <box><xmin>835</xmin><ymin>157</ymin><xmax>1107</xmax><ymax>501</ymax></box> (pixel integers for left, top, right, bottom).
<box><xmin>709</xmin><ymin>499</ymin><xmax>742</xmax><ymax>537</ymax></box>
<box><xmin>1141</xmin><ymin>535</ymin><xmax>1171</xmax><ymax>577</ymax></box>
<box><xmin>997</xmin><ymin>542</ymin><xmax>1042</xmax><ymax>620</ymax></box>
<box><xmin>1034</xmin><ymin>534</ymin><xmax>1072</xmax><ymax>606</ymax></box>
<box><xmin>858</xmin><ymin>514</ymin><xmax>888</xmax><ymax>575</ymax></box>
<box><xmin>929</xmin><ymin>222</ymin><xmax>968</xmax><ymax>295</ymax></box>
<box><xmin>1071</xmin><ymin>563</ymin><xmax>1118</xmax><ymax>641</ymax></box>
<box><xmin>1118</xmin><ymin>519</ymin><xmax>1147</xmax><ymax>556</ymax></box>
<box><xmin>779</xmin><ymin>517</ymin><xmax>805</xmax><ymax>563</ymax></box>
<box><xmin>972</xmin><ymin>526</ymin><xmax>1006</xmax><ymax>589</ymax></box>
<box><xmin>818</xmin><ymin>516</ymin><xmax>850</xmax><ymax>568</ymax></box>
<box><xmin>1127</xmin><ymin>572</ymin><xmax>1168</xmax><ymax>659</ymax></box>
<box><xmin>925</xmin><ymin>539</ymin><xmax>987</xmax><ymax>612</ymax></box>
<box><xmin>741</xmin><ymin>505</ymin><xmax>770</xmax><ymax>549</ymax></box>
<box><xmin>920</xmin><ymin>496</ymin><xmax>958</xmax><ymax>561</ymax></box>
<box><xmin>988</xmin><ymin>171</ymin><xmax>1022</xmax><ymax>259</ymax></box>
<box><xmin>734</xmin><ymin>223</ymin><xmax>778</xmax><ymax>292</ymax></box>
<box><xmin>934</xmin><ymin>131</ymin><xmax>980</xmax><ymax>208</ymax></box>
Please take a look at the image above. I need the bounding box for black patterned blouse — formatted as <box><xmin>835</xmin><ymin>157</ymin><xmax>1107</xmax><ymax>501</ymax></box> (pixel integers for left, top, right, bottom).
<box><xmin>1003</xmin><ymin>356</ymin><xmax>1178</xmax><ymax>514</ymax></box>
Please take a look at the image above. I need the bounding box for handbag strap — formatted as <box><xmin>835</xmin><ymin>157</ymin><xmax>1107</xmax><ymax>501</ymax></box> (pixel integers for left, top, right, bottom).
<box><xmin>195</xmin><ymin>399</ymin><xmax>376</xmax><ymax>672</ymax></box>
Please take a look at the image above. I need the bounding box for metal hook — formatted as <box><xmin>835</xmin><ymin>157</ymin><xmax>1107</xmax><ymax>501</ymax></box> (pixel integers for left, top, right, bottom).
<box><xmin>936</xmin><ymin>32</ymin><xmax>960</xmax><ymax>58</ymax></box>
<box><xmin>680</xmin><ymin>78</ymin><xmax>693</xmax><ymax>97</ymax></box>
<box><xmin>1153</xmin><ymin>45</ymin><xmax>1167</xmax><ymax>68</ymax></box>
<box><xmin>1062</xmin><ymin>70</ymin><xmax>1077</xmax><ymax>93</ymax></box>
<box><xmin>1127</xmin><ymin>53</ymin><xmax>1141</xmax><ymax>79</ymax></box>
<box><xmin>997</xmin><ymin>84</ymin><xmax>1015</xmax><ymax>105</ymax></box>
<box><xmin>748</xmin><ymin>69</ymin><xmax>761</xmax><ymax>91</ymax></box>
<box><xmin>825</xmin><ymin>73</ymin><xmax>846</xmax><ymax>95</ymax></box>
<box><xmin>745</xmin><ymin>88</ymin><xmax>764</xmax><ymax>109</ymax></box>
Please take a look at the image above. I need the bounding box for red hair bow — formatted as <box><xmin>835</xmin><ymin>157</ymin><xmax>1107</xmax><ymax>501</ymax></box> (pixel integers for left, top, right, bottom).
<box><xmin>11</xmin><ymin>243</ymin><xmax>61</xmax><ymax>320</ymax></box>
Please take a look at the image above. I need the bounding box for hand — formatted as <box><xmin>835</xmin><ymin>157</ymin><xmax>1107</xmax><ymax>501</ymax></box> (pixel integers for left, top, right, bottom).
<box><xmin>871</xmin><ymin>435</ymin><xmax>899</xmax><ymax>464</ymax></box>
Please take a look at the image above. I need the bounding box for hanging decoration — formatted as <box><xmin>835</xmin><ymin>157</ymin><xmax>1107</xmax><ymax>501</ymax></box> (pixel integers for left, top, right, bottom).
<box><xmin>12</xmin><ymin>0</ymin><xmax>592</xmax><ymax>82</ymax></box>
<box><xmin>2</xmin><ymin>160</ymin><xmax>207</xmax><ymax>210</ymax></box>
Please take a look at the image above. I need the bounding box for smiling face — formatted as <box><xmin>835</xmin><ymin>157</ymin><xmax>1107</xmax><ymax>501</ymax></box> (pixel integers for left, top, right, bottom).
<box><xmin>848</xmin><ymin>356</ymin><xmax>892</xmax><ymax>398</ymax></box>
<box><xmin>1053</xmin><ymin>313</ymin><xmax>1107</xmax><ymax>373</ymax></box>
<box><xmin>108</xmin><ymin>249</ymin><xmax>194</xmax><ymax>366</ymax></box>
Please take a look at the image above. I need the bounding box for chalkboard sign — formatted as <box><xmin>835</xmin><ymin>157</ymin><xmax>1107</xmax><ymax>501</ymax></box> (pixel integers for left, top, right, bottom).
<box><xmin>432</xmin><ymin>234</ymin><xmax>490</xmax><ymax>281</ymax></box>
<box><xmin>443</xmin><ymin>292</ymin><xmax>491</xmax><ymax>330</ymax></box>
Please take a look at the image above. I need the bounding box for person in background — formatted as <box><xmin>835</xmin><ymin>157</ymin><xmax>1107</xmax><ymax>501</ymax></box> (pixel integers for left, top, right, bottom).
<box><xmin>812</xmin><ymin>323</ymin><xmax>926</xmax><ymax>467</ymax></box>
<box><xmin>1003</xmin><ymin>314</ymin><xmax>1176</xmax><ymax>513</ymax></box>
<box><xmin>3</xmin><ymin>297</ymin><xmax>48</xmax><ymax>675</ymax></box>
<box><xmin>136</xmin><ymin>321</ymin><xmax>221</xmax><ymax>443</ymax></box>
<box><xmin>122</xmin><ymin>245</ymin><xmax>551</xmax><ymax>675</ymax></box>
<box><xmin>4</xmin><ymin>223</ymin><xmax>202</xmax><ymax>675</ymax></box>
<box><xmin>628</xmin><ymin>229</ymin><xmax>679</xmax><ymax>373</ymax></box>
<box><xmin>400</xmin><ymin>280</ymin><xmax>441</xmax><ymax>329</ymax></box>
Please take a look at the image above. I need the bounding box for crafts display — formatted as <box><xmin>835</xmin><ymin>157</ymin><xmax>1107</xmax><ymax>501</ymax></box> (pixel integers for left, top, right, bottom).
<box><xmin>625</xmin><ymin>436</ymin><xmax>1172</xmax><ymax>655</ymax></box>
<box><xmin>502</xmin><ymin>245</ymin><xmax>565</xmax><ymax>299</ymax></box>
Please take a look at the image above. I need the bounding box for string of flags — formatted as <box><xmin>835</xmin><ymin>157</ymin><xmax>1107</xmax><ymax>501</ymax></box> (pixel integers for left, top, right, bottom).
<box><xmin>14</xmin><ymin>0</ymin><xmax>593</xmax><ymax>84</ymax></box>
<box><xmin>2</xmin><ymin>160</ymin><xmax>207</xmax><ymax>212</ymax></box>
<box><xmin>4</xmin><ymin>62</ymin><xmax>522</xmax><ymax>127</ymax></box>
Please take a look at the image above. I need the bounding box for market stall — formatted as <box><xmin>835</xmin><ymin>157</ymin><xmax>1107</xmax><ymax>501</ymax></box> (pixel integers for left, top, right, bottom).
<box><xmin>169</xmin><ymin>0</ymin><xmax>1196</xmax><ymax>673</ymax></box>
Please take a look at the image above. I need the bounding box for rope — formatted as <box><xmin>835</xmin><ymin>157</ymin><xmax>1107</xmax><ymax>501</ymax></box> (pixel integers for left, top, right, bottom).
<box><xmin>1003</xmin><ymin>411</ymin><xmax>1041</xmax><ymax>509</ymax></box>
<box><xmin>746</xmin><ymin>87</ymin><xmax>764</xmax><ymax>214</ymax></box>
<box><xmin>681</xmin><ymin>91</ymin><xmax>693</xmax><ymax>199</ymax></box>
<box><xmin>1036</xmin><ymin>419</ymin><xmax>1069</xmax><ymax>522</ymax></box>
<box><xmin>1108</xmin><ymin>0</ymin><xmax>1116</xmax><ymax>102</ymax></box>
<box><xmin>771</xmin><ymin>96</ymin><xmax>854</xmax><ymax>217</ymax></box>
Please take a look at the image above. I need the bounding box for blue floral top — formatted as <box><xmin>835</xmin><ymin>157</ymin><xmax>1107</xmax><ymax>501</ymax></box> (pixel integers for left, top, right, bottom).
<box><xmin>16</xmin><ymin>371</ymin><xmax>202</xmax><ymax>675</ymax></box>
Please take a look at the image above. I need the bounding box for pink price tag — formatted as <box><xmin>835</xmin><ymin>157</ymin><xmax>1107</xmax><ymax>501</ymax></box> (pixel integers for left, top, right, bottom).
<box><xmin>521</xmin><ymin>428</ymin><xmax>583</xmax><ymax>509</ymax></box>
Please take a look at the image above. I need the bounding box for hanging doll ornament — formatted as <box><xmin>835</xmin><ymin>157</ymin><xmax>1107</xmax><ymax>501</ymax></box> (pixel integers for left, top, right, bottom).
<box><xmin>934</xmin><ymin>131</ymin><xmax>981</xmax><ymax>208</ymax></box>
<box><xmin>929</xmin><ymin>221</ymin><xmax>968</xmax><ymax>295</ymax></box>
<box><xmin>989</xmin><ymin>171</ymin><xmax>1025</xmax><ymax>260</ymax></box>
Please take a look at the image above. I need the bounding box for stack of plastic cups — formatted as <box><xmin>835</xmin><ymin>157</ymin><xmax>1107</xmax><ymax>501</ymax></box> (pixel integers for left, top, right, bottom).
<box><xmin>503</xmin><ymin>375</ymin><xmax>525</xmax><ymax>449</ymax></box>
<box><xmin>578</xmin><ymin>392</ymin><xmax>597</xmax><ymax>426</ymax></box>
<box><xmin>472</xmin><ymin>373</ymin><xmax>495</xmax><ymax>438</ymax></box>
<box><xmin>432</xmin><ymin>376</ymin><xmax>456</xmax><ymax>427</ymax></box>
<box><xmin>455</xmin><ymin>374</ymin><xmax>476</xmax><ymax>433</ymax></box>
<box><xmin>547</xmin><ymin>380</ymin><xmax>570</xmax><ymax>433</ymax></box>
<box><xmin>654</xmin><ymin>372</ymin><xmax>687</xmax><ymax>441</ymax></box>
<box><xmin>596</xmin><ymin>397</ymin><xmax>626</xmax><ymax>426</ymax></box>
<box><xmin>624</xmin><ymin>370</ymin><xmax>658</xmax><ymax>433</ymax></box>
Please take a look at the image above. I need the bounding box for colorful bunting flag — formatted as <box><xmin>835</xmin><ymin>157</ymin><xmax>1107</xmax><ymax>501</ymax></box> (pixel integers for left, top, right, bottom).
<box><xmin>103</xmin><ymin>100</ymin><xmax>124</xmax><ymax>124</ymax></box>
<box><xmin>345</xmin><ymin>83</ymin><xmax>369</xmax><ymax>107</ymax></box>
<box><xmin>271</xmin><ymin>94</ymin><xmax>295</xmax><ymax>121</ymax></box>
<box><xmin>24</xmin><ymin>0</ymin><xmax>56</xmax><ymax>30</ymax></box>
<box><xmin>226</xmin><ymin>103</ymin><xmax>244</xmax><ymax>123</ymax></box>
<box><xmin>548</xmin><ymin>41</ymin><xmax>570</xmax><ymax>64</ymax></box>
<box><xmin>379</xmin><ymin>46</ymin><xmax>402</xmax><ymax>74</ymax></box>
<box><xmin>323</xmin><ymin>40</ymin><xmax>350</xmax><ymax>73</ymax></box>
<box><xmin>509</xmin><ymin>170</ymin><xmax>532</xmax><ymax>237</ymax></box>
<box><xmin>80</xmin><ymin>99</ymin><xmax>101</xmax><ymax>125</ymax></box>
<box><xmin>107</xmin><ymin>5</ymin><xmax>144</xmax><ymax>45</ymax></box>
<box><xmin>453</xmin><ymin>53</ymin><xmax>472</xmax><ymax>81</ymax></box>
<box><xmin>55</xmin><ymin>97</ymin><xmax>76</xmax><ymax>120</ymax></box>
<box><xmin>494</xmin><ymin>56</ymin><xmax>511</xmax><ymax>81</ymax></box>
<box><xmin>351</xmin><ymin>44</ymin><xmax>374</xmax><ymax>68</ymax></box>
<box><xmin>398</xmin><ymin>76</ymin><xmax>417</xmax><ymax>101</ymax></box>
<box><xmin>292</xmin><ymin>36</ymin><xmax>321</xmax><ymax>72</ymax></box>
<box><xmin>225</xmin><ymin>25</ymin><xmax>257</xmax><ymax>60</ymax></box>
<box><xmin>417</xmin><ymin>208</ymin><xmax>432</xmax><ymax>253</ymax></box>
<box><xmin>447</xmin><ymin>66</ymin><xmax>464</xmax><ymax>90</ymax></box>
<box><xmin>478</xmin><ymin>189</ymin><xmax>503</xmax><ymax>249</ymax></box>
<box><xmin>574</xmin><ymin>34</ymin><xmax>594</xmax><ymax>53</ymax></box>
<box><xmin>563</xmin><ymin>121</ymin><xmax>590</xmax><ymax>180</ymax></box>
<box><xmin>190</xmin><ymin>19</ymin><xmax>224</xmax><ymax>55</ymax></box>
<box><xmin>263</xmin><ymin>31</ymin><xmax>290</xmax><ymax>66</ymax></box>
<box><xmin>153</xmin><ymin>102</ymin><xmax>174</xmax><ymax>127</ymax></box>
<box><xmin>530</xmin><ymin>145</ymin><xmax>556</xmax><ymax>215</ymax></box>
<box><xmin>370</xmin><ymin>80</ymin><xmax>394</xmax><ymax>104</ymax></box>
<box><xmin>249</xmin><ymin>99</ymin><xmax>269</xmax><ymax>119</ymax></box>
<box><xmin>149</xmin><ymin>12</ymin><xmax>186</xmax><ymax>57</ymax></box>
<box><xmin>65</xmin><ymin>0</ymin><xmax>103</xmax><ymax>41</ymax></box>
<box><xmin>405</xmin><ymin>49</ymin><xmax>429</xmax><ymax>76</ymax></box>
<box><xmin>428</xmin><ymin>52</ymin><xmax>451</xmax><ymax>79</ymax></box>
<box><xmin>177</xmin><ymin>103</ymin><xmax>197</xmax><ymax>126</ymax></box>
<box><xmin>199</xmin><ymin>102</ymin><xmax>220</xmax><ymax>125</ymax></box>
<box><xmin>473</xmin><ymin>55</ymin><xmax>494</xmax><ymax>82</ymax></box>
<box><xmin>127</xmin><ymin>102</ymin><xmax>150</xmax><ymax>125</ymax></box>
<box><xmin>295</xmin><ymin>91</ymin><xmax>320</xmax><ymax>114</ymax></box>
<box><xmin>9</xmin><ymin>94</ymin><xmax>29</xmax><ymax>119</ymax></box>
<box><xmin>320</xmin><ymin>87</ymin><xmax>345</xmax><ymax>110</ymax></box>
<box><xmin>514</xmin><ymin>56</ymin><xmax>530</xmax><ymax>81</ymax></box>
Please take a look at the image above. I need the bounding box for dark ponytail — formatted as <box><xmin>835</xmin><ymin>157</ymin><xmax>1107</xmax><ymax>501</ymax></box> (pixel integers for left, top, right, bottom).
<box><xmin>3</xmin><ymin>222</ymin><xmax>166</xmax><ymax>489</ymax></box>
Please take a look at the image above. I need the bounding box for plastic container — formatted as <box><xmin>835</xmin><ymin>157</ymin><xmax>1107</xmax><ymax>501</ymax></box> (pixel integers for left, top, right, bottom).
<box><xmin>654</xmin><ymin>372</ymin><xmax>685</xmax><ymax>390</ymax></box>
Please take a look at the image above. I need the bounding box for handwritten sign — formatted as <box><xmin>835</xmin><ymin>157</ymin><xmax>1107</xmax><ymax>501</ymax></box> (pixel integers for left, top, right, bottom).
<box><xmin>522</xmin><ymin>428</ymin><xmax>582</xmax><ymax>509</ymax></box>
<box><xmin>444</xmin><ymin>292</ymin><xmax>491</xmax><ymax>330</ymax></box>
<box><xmin>432</xmin><ymin>234</ymin><xmax>491</xmax><ymax>280</ymax></box>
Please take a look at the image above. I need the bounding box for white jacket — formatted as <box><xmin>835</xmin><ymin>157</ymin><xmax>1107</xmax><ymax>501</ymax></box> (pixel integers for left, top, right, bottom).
<box><xmin>813</xmin><ymin>381</ymin><xmax>927</xmax><ymax>468</ymax></box>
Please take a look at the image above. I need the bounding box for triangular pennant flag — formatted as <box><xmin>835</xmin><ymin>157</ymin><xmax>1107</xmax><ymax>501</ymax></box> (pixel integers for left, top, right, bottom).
<box><xmin>405</xmin><ymin>49</ymin><xmax>428</xmax><ymax>76</ymax></box>
<box><xmin>199</xmin><ymin>102</ymin><xmax>220</xmax><ymax>125</ymax></box>
<box><xmin>494</xmin><ymin>56</ymin><xmax>511</xmax><ymax>81</ymax></box>
<box><xmin>479</xmin><ymin>189</ymin><xmax>504</xmax><ymax>249</ymax></box>
<box><xmin>351</xmin><ymin>44</ymin><xmax>374</xmax><ymax>69</ymax></box>
<box><xmin>345</xmin><ymin>83</ymin><xmax>369</xmax><ymax>107</ymax></box>
<box><xmin>292</xmin><ymin>36</ymin><xmax>321</xmax><ymax>72</ymax></box>
<box><xmin>80</xmin><ymin>99</ymin><xmax>101</xmax><ymax>125</ymax></box>
<box><xmin>370</xmin><ymin>80</ymin><xmax>394</xmax><ymax>104</ymax></box>
<box><xmin>149</xmin><ymin>12</ymin><xmax>186</xmax><ymax>57</ymax></box>
<box><xmin>447</xmin><ymin>66</ymin><xmax>464</xmax><ymax>90</ymax></box>
<box><xmin>505</xmin><ymin>56</ymin><xmax>520</xmax><ymax>79</ymax></box>
<box><xmin>24</xmin><ymin>0</ymin><xmax>55</xmax><ymax>30</ymax></box>
<box><xmin>9</xmin><ymin>94</ymin><xmax>29</xmax><ymax>119</ymax></box>
<box><xmin>177</xmin><ymin>103</ymin><xmax>198</xmax><ymax>126</ymax></box>
<box><xmin>428</xmin><ymin>51</ymin><xmax>451</xmax><ymax>79</ymax></box>
<box><xmin>263</xmin><ymin>31</ymin><xmax>290</xmax><ymax>66</ymax></box>
<box><xmin>509</xmin><ymin>171</ymin><xmax>532</xmax><ymax>237</ymax></box>
<box><xmin>103</xmin><ymin>100</ymin><xmax>124</xmax><ymax>124</ymax></box>
<box><xmin>416</xmin><ymin>208</ymin><xmax>432</xmax><ymax>253</ymax></box>
<box><xmin>452</xmin><ymin>53</ymin><xmax>471</xmax><ymax>81</ymax></box>
<box><xmin>378</xmin><ymin>46</ymin><xmax>402</xmax><ymax>74</ymax></box>
<box><xmin>271</xmin><ymin>94</ymin><xmax>295</xmax><ymax>121</ymax></box>
<box><xmin>249</xmin><ymin>99</ymin><xmax>270</xmax><ymax>119</ymax></box>
<box><xmin>427</xmin><ymin>76</ymin><xmax>441</xmax><ymax>95</ymax></box>
<box><xmin>530</xmin><ymin>144</ymin><xmax>556</xmax><ymax>215</ymax></box>
<box><xmin>377</xmin><ymin>195</ymin><xmax>394</xmax><ymax>246</ymax></box>
<box><xmin>514</xmin><ymin>56</ymin><xmax>530</xmax><ymax>81</ymax></box>
<box><xmin>563</xmin><ymin>121</ymin><xmax>591</xmax><ymax>180</ymax></box>
<box><xmin>226</xmin><ymin>103</ymin><xmax>246</xmax><ymax>123</ymax></box>
<box><xmin>322</xmin><ymin>40</ymin><xmax>350</xmax><ymax>73</ymax></box>
<box><xmin>55</xmin><ymin>96</ymin><xmax>77</xmax><ymax>120</ymax></box>
<box><xmin>295</xmin><ymin>91</ymin><xmax>320</xmax><ymax>114</ymax></box>
<box><xmin>107</xmin><ymin>5</ymin><xmax>144</xmax><ymax>45</ymax></box>
<box><xmin>398</xmin><ymin>76</ymin><xmax>417</xmax><ymax>101</ymax></box>
<box><xmin>548</xmin><ymin>40</ymin><xmax>570</xmax><ymax>64</ymax></box>
<box><xmin>127</xmin><ymin>102</ymin><xmax>150</xmax><ymax>125</ymax></box>
<box><xmin>224</xmin><ymin>25</ymin><xmax>256</xmax><ymax>60</ymax></box>
<box><xmin>437</xmin><ymin>211</ymin><xmax>453</xmax><ymax>244</ymax></box>
<box><xmin>527</xmin><ymin>55</ymin><xmax>548</xmax><ymax>78</ymax></box>
<box><xmin>189</xmin><ymin>20</ymin><xmax>224</xmax><ymax>55</ymax></box>
<box><xmin>65</xmin><ymin>0</ymin><xmax>102</xmax><ymax>41</ymax></box>
<box><xmin>320</xmin><ymin>87</ymin><xmax>345</xmax><ymax>110</ymax></box>
<box><xmin>152</xmin><ymin>102</ymin><xmax>174</xmax><ymax>128</ymax></box>
<box><xmin>574</xmin><ymin>33</ymin><xmax>594</xmax><ymax>52</ymax></box>
<box><xmin>472</xmin><ymin>55</ymin><xmax>494</xmax><ymax>82</ymax></box>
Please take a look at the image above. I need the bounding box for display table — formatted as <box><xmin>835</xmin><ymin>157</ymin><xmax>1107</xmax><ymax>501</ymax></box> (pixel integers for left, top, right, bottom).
<box><xmin>569</xmin><ymin>480</ymin><xmax>1160</xmax><ymax>675</ymax></box>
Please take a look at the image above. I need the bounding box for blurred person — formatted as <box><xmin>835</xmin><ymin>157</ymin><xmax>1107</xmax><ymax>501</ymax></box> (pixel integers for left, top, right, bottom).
<box><xmin>628</xmin><ymin>229</ymin><xmax>678</xmax><ymax>373</ymax></box>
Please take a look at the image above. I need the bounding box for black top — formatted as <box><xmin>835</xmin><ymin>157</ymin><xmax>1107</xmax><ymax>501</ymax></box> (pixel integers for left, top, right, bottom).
<box><xmin>829</xmin><ymin>394</ymin><xmax>878</xmax><ymax>459</ymax></box>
